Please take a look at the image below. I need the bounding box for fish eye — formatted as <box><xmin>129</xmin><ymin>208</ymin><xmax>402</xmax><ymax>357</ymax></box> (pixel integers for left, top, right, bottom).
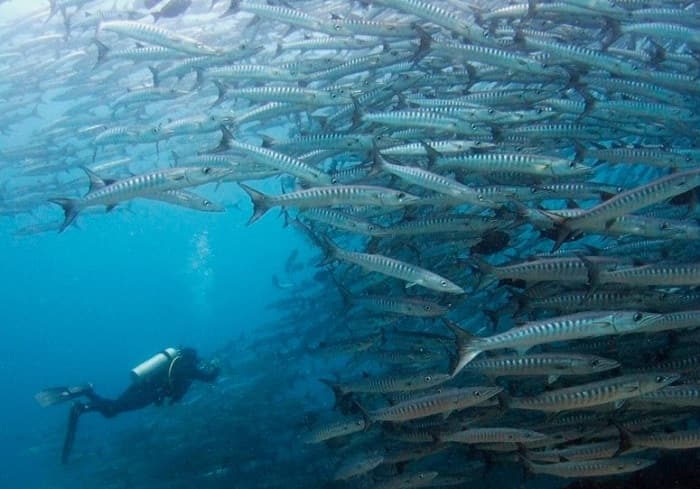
<box><xmin>660</xmin><ymin>222</ymin><xmax>669</xmax><ymax>230</ymax></box>
<box><xmin>424</xmin><ymin>375</ymin><xmax>432</xmax><ymax>382</ymax></box>
<box><xmin>397</xmin><ymin>192</ymin><xmax>406</xmax><ymax>199</ymax></box>
<box><xmin>487</xmin><ymin>108</ymin><xmax>494</xmax><ymax>114</ymax></box>
<box><xmin>367</xmin><ymin>225</ymin><xmax>375</xmax><ymax>231</ymax></box>
<box><xmin>440</xmin><ymin>280</ymin><xmax>447</xmax><ymax>287</ymax></box>
<box><xmin>419</xmin><ymin>474</ymin><xmax>425</xmax><ymax>479</ymax></box>
<box><xmin>331</xmin><ymin>177</ymin><xmax>338</xmax><ymax>184</ymax></box>
<box><xmin>203</xmin><ymin>167</ymin><xmax>212</xmax><ymax>175</ymax></box>
<box><xmin>633</xmin><ymin>312</ymin><xmax>643</xmax><ymax>322</ymax></box>
<box><xmin>356</xmin><ymin>420</ymin><xmax>363</xmax><ymax>426</ymax></box>
<box><xmin>330</xmin><ymin>92</ymin><xmax>337</xmax><ymax>99</ymax></box>
<box><xmin>424</xmin><ymin>305</ymin><xmax>431</xmax><ymax>311</ymax></box>
<box><xmin>655</xmin><ymin>375</ymin><xmax>665</xmax><ymax>383</ymax></box>
<box><xmin>591</xmin><ymin>359</ymin><xmax>600</xmax><ymax>366</ymax></box>
<box><xmin>474</xmin><ymin>391</ymin><xmax>481</xmax><ymax>397</ymax></box>
<box><xmin>203</xmin><ymin>200</ymin><xmax>211</xmax><ymax>207</ymax></box>
<box><xmin>334</xmin><ymin>24</ymin><xmax>342</xmax><ymax>31</ymax></box>
<box><xmin>151</xmin><ymin>127</ymin><xmax>159</xmax><ymax>134</ymax></box>
<box><xmin>569</xmin><ymin>161</ymin><xmax>577</xmax><ymax>167</ymax></box>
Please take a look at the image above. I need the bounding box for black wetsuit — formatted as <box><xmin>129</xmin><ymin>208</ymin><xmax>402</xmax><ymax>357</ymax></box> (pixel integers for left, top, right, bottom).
<box><xmin>62</xmin><ymin>348</ymin><xmax>219</xmax><ymax>464</ymax></box>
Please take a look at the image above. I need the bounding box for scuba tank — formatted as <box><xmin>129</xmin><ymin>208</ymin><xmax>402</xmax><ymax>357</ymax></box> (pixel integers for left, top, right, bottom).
<box><xmin>131</xmin><ymin>348</ymin><xmax>181</xmax><ymax>383</ymax></box>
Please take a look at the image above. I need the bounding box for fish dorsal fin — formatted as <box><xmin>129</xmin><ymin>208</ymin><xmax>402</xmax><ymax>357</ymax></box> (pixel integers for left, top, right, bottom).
<box><xmin>81</xmin><ymin>166</ymin><xmax>107</xmax><ymax>192</ymax></box>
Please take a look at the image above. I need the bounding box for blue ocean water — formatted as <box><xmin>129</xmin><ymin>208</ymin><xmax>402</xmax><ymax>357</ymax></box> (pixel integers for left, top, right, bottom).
<box><xmin>2</xmin><ymin>1</ymin><xmax>700</xmax><ymax>488</ymax></box>
<box><xmin>0</xmin><ymin>196</ymin><xmax>312</xmax><ymax>485</ymax></box>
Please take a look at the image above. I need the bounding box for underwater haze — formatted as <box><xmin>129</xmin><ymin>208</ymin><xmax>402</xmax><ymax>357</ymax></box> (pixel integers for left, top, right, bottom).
<box><xmin>2</xmin><ymin>0</ymin><xmax>700</xmax><ymax>488</ymax></box>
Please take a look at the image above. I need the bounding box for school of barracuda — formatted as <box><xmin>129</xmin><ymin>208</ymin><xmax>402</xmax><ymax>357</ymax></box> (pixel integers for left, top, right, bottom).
<box><xmin>3</xmin><ymin>0</ymin><xmax>700</xmax><ymax>487</ymax></box>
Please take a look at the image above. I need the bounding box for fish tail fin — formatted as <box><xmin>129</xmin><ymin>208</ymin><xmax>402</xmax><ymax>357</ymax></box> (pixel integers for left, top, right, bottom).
<box><xmin>238</xmin><ymin>183</ymin><xmax>270</xmax><ymax>225</ymax></box>
<box><xmin>318</xmin><ymin>378</ymin><xmax>345</xmax><ymax>409</ymax></box>
<box><xmin>517</xmin><ymin>443</ymin><xmax>536</xmax><ymax>478</ymax></box>
<box><xmin>442</xmin><ymin>319</ymin><xmax>482</xmax><ymax>377</ymax></box>
<box><xmin>211</xmin><ymin>80</ymin><xmax>227</xmax><ymax>107</ymax></box>
<box><xmin>148</xmin><ymin>66</ymin><xmax>160</xmax><ymax>87</ymax></box>
<box><xmin>210</xmin><ymin>125</ymin><xmax>233</xmax><ymax>153</ymax></box>
<box><xmin>577</xmin><ymin>254</ymin><xmax>601</xmax><ymax>293</ymax></box>
<box><xmin>330</xmin><ymin>275</ymin><xmax>352</xmax><ymax>308</ymax></box>
<box><xmin>318</xmin><ymin>235</ymin><xmax>339</xmax><ymax>266</ymax></box>
<box><xmin>93</xmin><ymin>39</ymin><xmax>109</xmax><ymax>67</ymax></box>
<box><xmin>350</xmin><ymin>95</ymin><xmax>363</xmax><ymax>130</ymax></box>
<box><xmin>612</xmin><ymin>422</ymin><xmax>634</xmax><ymax>457</ymax></box>
<box><xmin>49</xmin><ymin>198</ymin><xmax>80</xmax><ymax>232</ymax></box>
<box><xmin>221</xmin><ymin>0</ymin><xmax>241</xmax><ymax>17</ymax></box>
<box><xmin>61</xmin><ymin>6</ymin><xmax>71</xmax><ymax>39</ymax></box>
<box><xmin>471</xmin><ymin>255</ymin><xmax>497</xmax><ymax>290</ymax></box>
<box><xmin>47</xmin><ymin>0</ymin><xmax>57</xmax><ymax>21</ymax></box>
<box><xmin>601</xmin><ymin>18</ymin><xmax>621</xmax><ymax>51</ymax></box>
<box><xmin>419</xmin><ymin>140</ymin><xmax>442</xmax><ymax>168</ymax></box>
<box><xmin>352</xmin><ymin>399</ymin><xmax>372</xmax><ymax>431</ymax></box>
<box><xmin>497</xmin><ymin>391</ymin><xmax>511</xmax><ymax>412</ymax></box>
<box><xmin>411</xmin><ymin>25</ymin><xmax>432</xmax><ymax>64</ymax></box>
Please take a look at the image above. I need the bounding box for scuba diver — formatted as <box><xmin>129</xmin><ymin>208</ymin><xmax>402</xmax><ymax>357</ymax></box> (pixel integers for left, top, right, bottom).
<box><xmin>35</xmin><ymin>347</ymin><xmax>220</xmax><ymax>464</ymax></box>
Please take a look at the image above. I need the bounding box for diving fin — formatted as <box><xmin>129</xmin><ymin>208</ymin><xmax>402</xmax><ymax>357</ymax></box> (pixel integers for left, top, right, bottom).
<box><xmin>34</xmin><ymin>384</ymin><xmax>93</xmax><ymax>408</ymax></box>
<box><xmin>62</xmin><ymin>402</ymin><xmax>84</xmax><ymax>464</ymax></box>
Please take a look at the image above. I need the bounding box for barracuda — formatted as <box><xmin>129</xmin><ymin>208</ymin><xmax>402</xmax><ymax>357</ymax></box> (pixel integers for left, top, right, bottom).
<box><xmin>49</xmin><ymin>166</ymin><xmax>232</xmax><ymax>231</ymax></box>
<box><xmin>435</xmin><ymin>152</ymin><xmax>590</xmax><ymax>177</ymax></box>
<box><xmin>464</xmin><ymin>353</ymin><xmax>619</xmax><ymax>383</ymax></box>
<box><xmin>446</xmin><ymin>311</ymin><xmax>660</xmax><ymax>376</ymax></box>
<box><xmin>521</xmin><ymin>457</ymin><xmax>656</xmax><ymax>478</ymax></box>
<box><xmin>226</xmin><ymin>140</ymin><xmax>333</xmax><ymax>185</ymax></box>
<box><xmin>302</xmin><ymin>417</ymin><xmax>366</xmax><ymax>444</ymax></box>
<box><xmin>357</xmin><ymin>386</ymin><xmax>502</xmax><ymax>423</ymax></box>
<box><xmin>321</xmin><ymin>372</ymin><xmax>450</xmax><ymax>398</ymax></box>
<box><xmin>239</xmin><ymin>184</ymin><xmax>420</xmax><ymax>224</ymax></box>
<box><xmin>322</xmin><ymin>239</ymin><xmax>465</xmax><ymax>294</ymax></box>
<box><xmin>509</xmin><ymin>373</ymin><xmax>679</xmax><ymax>412</ymax></box>
<box><xmin>379</xmin><ymin>156</ymin><xmax>491</xmax><ymax>207</ymax></box>
<box><xmin>441</xmin><ymin>427</ymin><xmax>548</xmax><ymax>444</ymax></box>
<box><xmin>98</xmin><ymin>20</ymin><xmax>223</xmax><ymax>56</ymax></box>
<box><xmin>225</xmin><ymin>86</ymin><xmax>353</xmax><ymax>106</ymax></box>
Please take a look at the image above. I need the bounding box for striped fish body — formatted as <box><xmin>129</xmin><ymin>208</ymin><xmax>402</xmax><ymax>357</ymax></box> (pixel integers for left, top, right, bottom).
<box><xmin>599</xmin><ymin>263</ymin><xmax>700</xmax><ymax>287</ymax></box>
<box><xmin>302</xmin><ymin>418</ymin><xmax>366</xmax><ymax>444</ymax></box>
<box><xmin>565</xmin><ymin>168</ymin><xmax>700</xmax><ymax>231</ymax></box>
<box><xmin>464</xmin><ymin>353</ymin><xmax>619</xmax><ymax>380</ymax></box>
<box><xmin>99</xmin><ymin>20</ymin><xmax>221</xmax><ymax>56</ymax></box>
<box><xmin>331</xmin><ymin>246</ymin><xmax>464</xmax><ymax>294</ymax></box>
<box><xmin>630</xmin><ymin>430</ymin><xmax>700</xmax><ymax>450</ymax></box>
<box><xmin>334</xmin><ymin>372</ymin><xmax>451</xmax><ymax>395</ymax></box>
<box><xmin>442</xmin><ymin>428</ymin><xmax>547</xmax><ymax>444</ymax></box>
<box><xmin>524</xmin><ymin>457</ymin><xmax>655</xmax><ymax>478</ymax></box>
<box><xmin>368</xmin><ymin>386</ymin><xmax>502</xmax><ymax>423</ymax></box>
<box><xmin>637</xmin><ymin>384</ymin><xmax>700</xmax><ymax>407</ymax></box>
<box><xmin>510</xmin><ymin>373</ymin><xmax>679</xmax><ymax>412</ymax></box>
